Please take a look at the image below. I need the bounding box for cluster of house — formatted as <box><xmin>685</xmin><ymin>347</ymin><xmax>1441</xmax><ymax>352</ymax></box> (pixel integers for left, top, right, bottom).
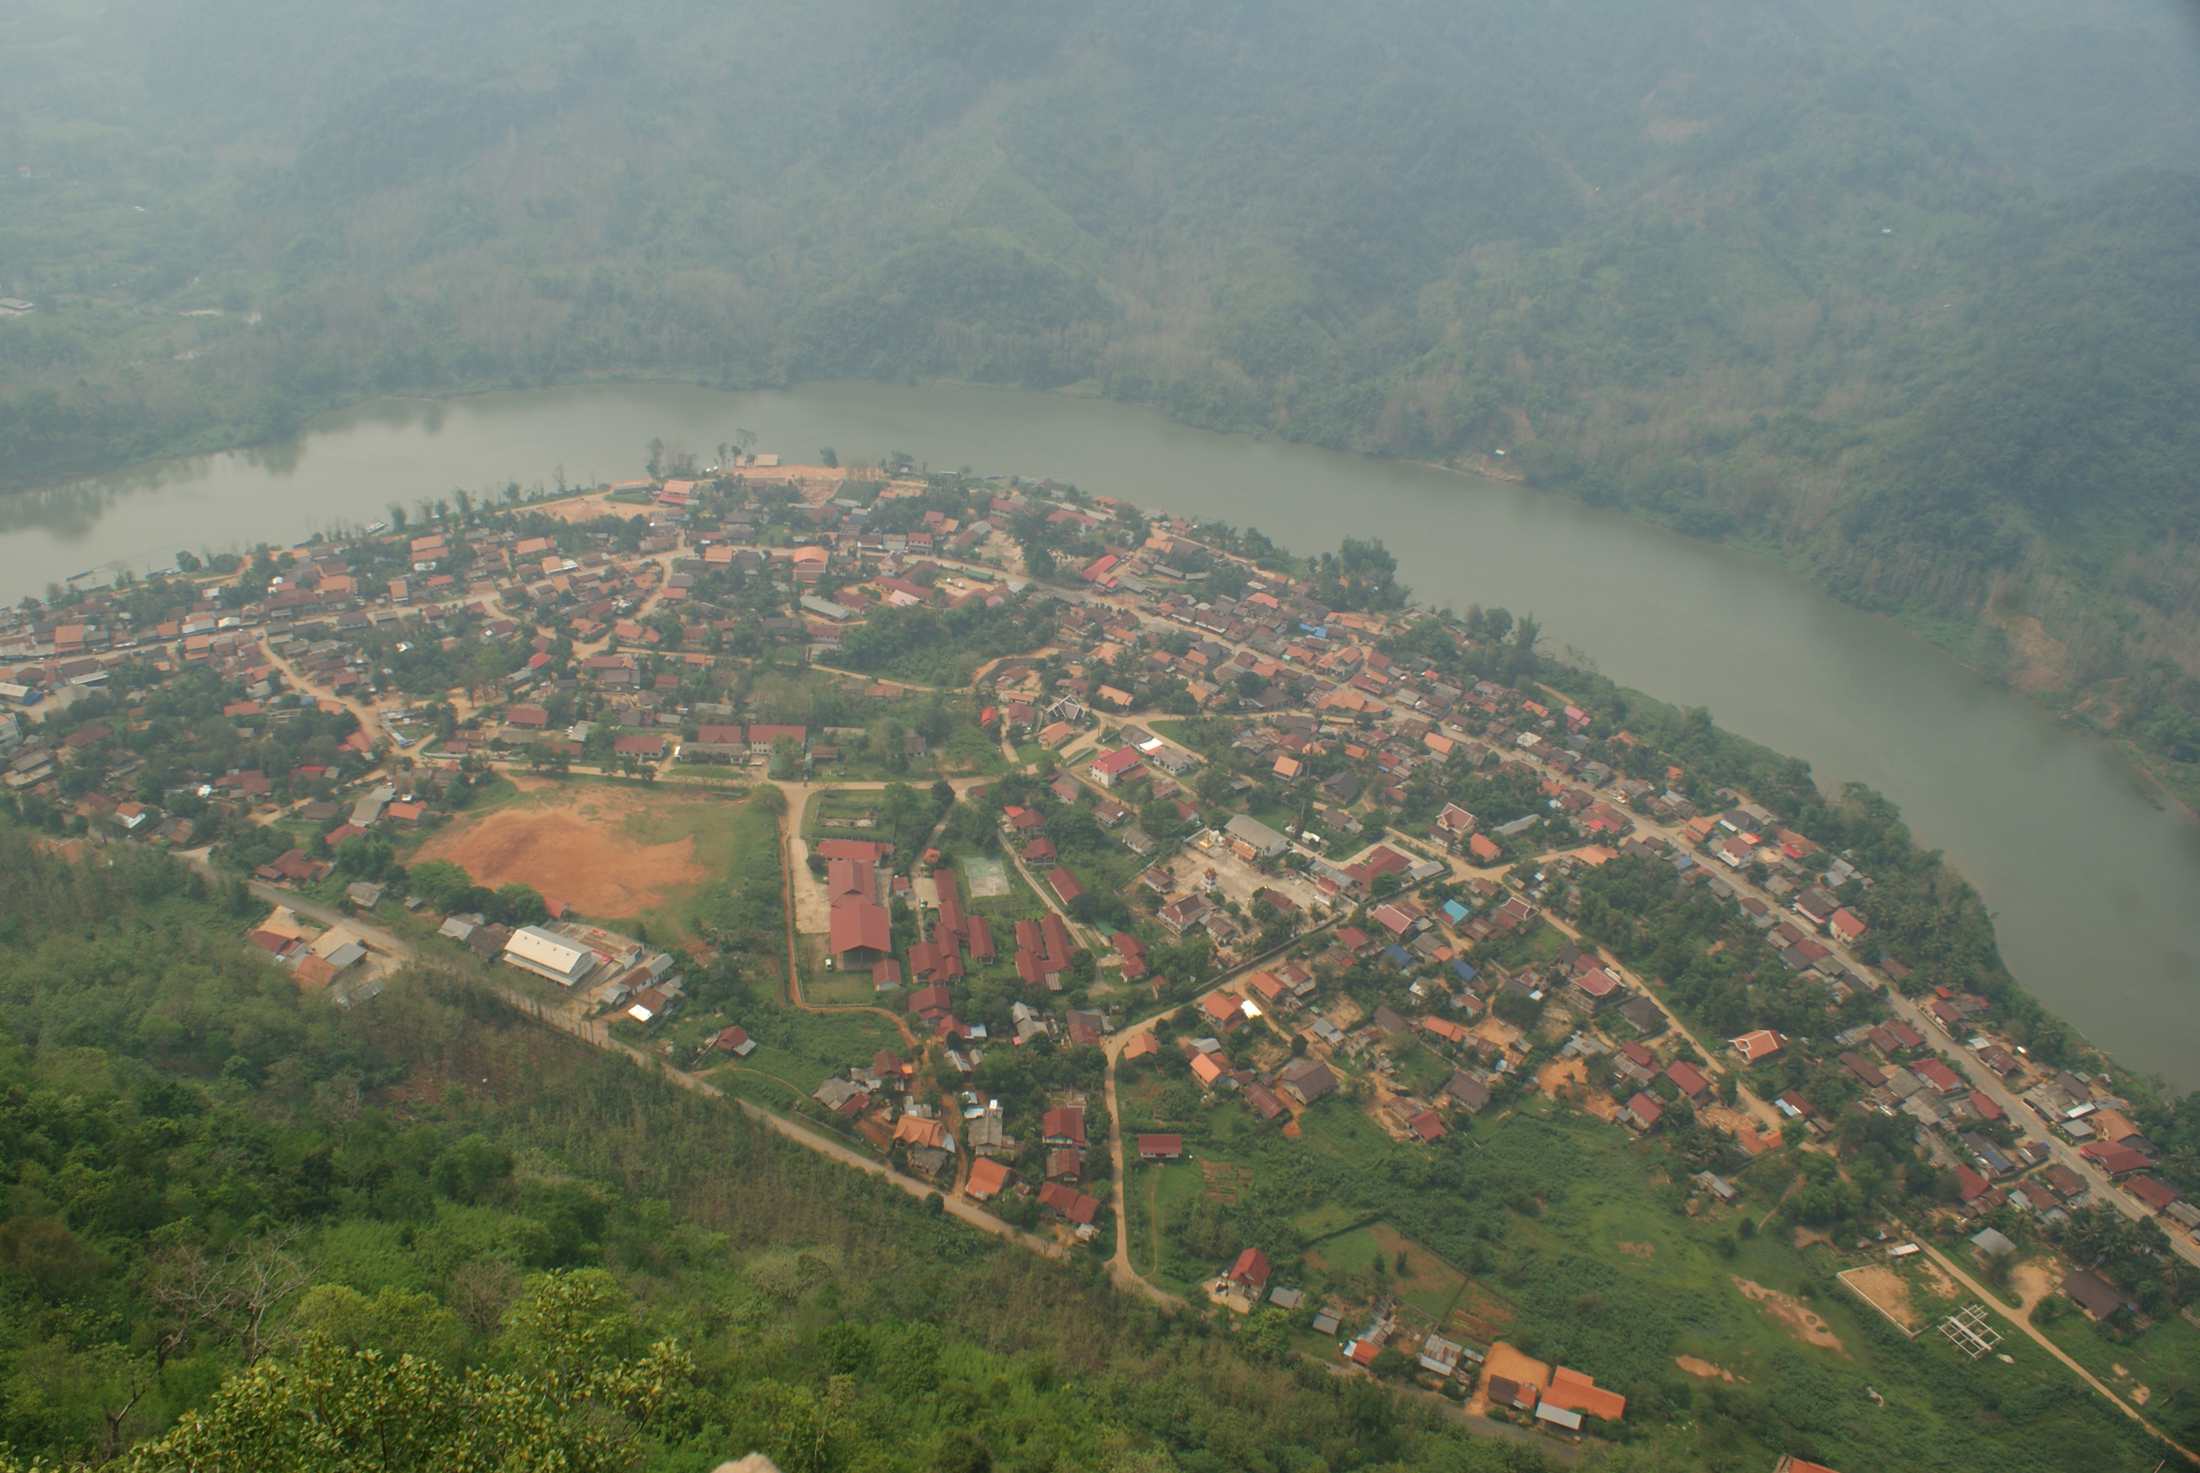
<box><xmin>0</xmin><ymin>606</ymin><xmax>351</xmax><ymax>834</ymax></box>
<box><xmin>963</xmin><ymin>1102</ymin><xmax>1107</xmax><ymax>1234</ymax></box>
<box><xmin>14</xmin><ymin>458</ymin><xmax>2192</xmax><ymax>1322</ymax></box>
<box><xmin>244</xmin><ymin>907</ymin><xmax>386</xmax><ymax>1006</ymax></box>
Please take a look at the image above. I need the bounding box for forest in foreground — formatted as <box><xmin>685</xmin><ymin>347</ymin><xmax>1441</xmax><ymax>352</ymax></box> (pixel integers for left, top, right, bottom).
<box><xmin>1</xmin><ymin>0</ymin><xmax>2196</xmax><ymax>791</ymax></box>
<box><xmin>0</xmin><ymin>831</ymin><xmax>1584</xmax><ymax>1473</ymax></box>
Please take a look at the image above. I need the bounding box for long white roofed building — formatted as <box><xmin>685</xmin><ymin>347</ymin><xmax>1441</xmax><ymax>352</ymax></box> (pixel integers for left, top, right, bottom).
<box><xmin>503</xmin><ymin>925</ymin><xmax>598</xmax><ymax>986</ymax></box>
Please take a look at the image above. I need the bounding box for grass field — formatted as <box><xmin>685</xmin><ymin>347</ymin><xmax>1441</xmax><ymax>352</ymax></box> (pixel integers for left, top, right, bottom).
<box><xmin>1290</xmin><ymin>1202</ymin><xmax>1369</xmax><ymax>1240</ymax></box>
<box><xmin>698</xmin><ymin>1004</ymin><xmax>902</xmax><ymax>1097</ymax></box>
<box><xmin>2033</xmin><ymin>1294</ymin><xmax>2200</xmax><ymax>1445</ymax></box>
<box><xmin>1127</xmin><ymin>1160</ymin><xmax>1209</xmax><ymax>1283</ymax></box>
<box><xmin>1388</xmin><ymin>1038</ymin><xmax>1455</xmax><ymax>1095</ymax></box>
<box><xmin>1303</xmin><ymin>1222</ymin><xmax>1467</xmax><ymax>1320</ymax></box>
<box><xmin>1155</xmin><ymin>1074</ymin><xmax>2166</xmax><ymax>1472</ymax></box>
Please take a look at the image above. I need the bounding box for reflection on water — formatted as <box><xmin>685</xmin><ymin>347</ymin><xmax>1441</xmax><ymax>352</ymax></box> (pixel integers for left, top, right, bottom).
<box><xmin>0</xmin><ymin>378</ymin><xmax>2195</xmax><ymax>1084</ymax></box>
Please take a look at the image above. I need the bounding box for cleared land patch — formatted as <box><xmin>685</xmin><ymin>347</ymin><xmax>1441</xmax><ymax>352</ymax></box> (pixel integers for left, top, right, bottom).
<box><xmin>1838</xmin><ymin>1263</ymin><xmax>1923</xmax><ymax>1334</ymax></box>
<box><xmin>1676</xmin><ymin>1354</ymin><xmax>1743</xmax><ymax>1381</ymax></box>
<box><xmin>412</xmin><ymin>780</ymin><xmax>712</xmax><ymax>919</ymax></box>
<box><xmin>1735</xmin><ymin>1277</ymin><xmax>1845</xmax><ymax>1352</ymax></box>
<box><xmin>1304</xmin><ymin>1223</ymin><xmax>1468</xmax><ymax>1319</ymax></box>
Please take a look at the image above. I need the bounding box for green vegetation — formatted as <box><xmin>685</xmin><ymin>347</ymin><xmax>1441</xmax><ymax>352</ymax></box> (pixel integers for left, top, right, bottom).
<box><xmin>1110</xmin><ymin>1046</ymin><xmax>2162</xmax><ymax>1473</ymax></box>
<box><xmin>834</xmin><ymin>599</ymin><xmax>1058</xmax><ymax>689</ymax></box>
<box><xmin>697</xmin><ymin>1004</ymin><xmax>902</xmax><ymax>1099</ymax></box>
<box><xmin>0</xmin><ymin>824</ymin><xmax>1593</xmax><ymax>1473</ymax></box>
<box><xmin>4</xmin><ymin>2</ymin><xmax>2197</xmax><ymax>785</ymax></box>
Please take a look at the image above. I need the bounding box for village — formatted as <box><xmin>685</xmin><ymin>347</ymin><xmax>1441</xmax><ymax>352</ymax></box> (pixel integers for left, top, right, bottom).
<box><xmin>4</xmin><ymin>451</ymin><xmax>2197</xmax><ymax>1469</ymax></box>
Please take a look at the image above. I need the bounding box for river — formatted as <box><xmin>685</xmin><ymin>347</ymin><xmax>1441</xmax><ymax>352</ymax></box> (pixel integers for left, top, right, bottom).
<box><xmin>7</xmin><ymin>379</ymin><xmax>2197</xmax><ymax>1087</ymax></box>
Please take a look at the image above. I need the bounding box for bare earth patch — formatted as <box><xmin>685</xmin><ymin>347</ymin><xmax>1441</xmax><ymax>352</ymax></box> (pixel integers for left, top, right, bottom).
<box><xmin>533</xmin><ymin>493</ymin><xmax>637</xmax><ymax>525</ymax></box>
<box><xmin>1839</xmin><ymin>1264</ymin><xmax>1922</xmax><ymax>1333</ymax></box>
<box><xmin>1482</xmin><ymin>1341</ymin><xmax>1552</xmax><ymax>1394</ymax></box>
<box><xmin>1676</xmin><ymin>1354</ymin><xmax>1742</xmax><ymax>1382</ymax></box>
<box><xmin>2008</xmin><ymin>1258</ymin><xmax>2059</xmax><ymax>1314</ymax></box>
<box><xmin>1537</xmin><ymin>1057</ymin><xmax>1588</xmax><ymax>1097</ymax></box>
<box><xmin>1618</xmin><ymin>1241</ymin><xmax>1656</xmax><ymax>1260</ymax></box>
<box><xmin>1701</xmin><ymin>1103</ymin><xmax>1777</xmax><ymax>1154</ymax></box>
<box><xmin>414</xmin><ymin>784</ymin><xmax>708</xmax><ymax>917</ymax></box>
<box><xmin>1735</xmin><ymin>1277</ymin><xmax>1846</xmax><ymax>1351</ymax></box>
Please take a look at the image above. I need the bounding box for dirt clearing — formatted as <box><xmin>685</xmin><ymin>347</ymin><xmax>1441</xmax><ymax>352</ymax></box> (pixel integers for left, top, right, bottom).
<box><xmin>1482</xmin><ymin>1341</ymin><xmax>1551</xmax><ymax>1392</ymax></box>
<box><xmin>2008</xmin><ymin>1258</ymin><xmax>2059</xmax><ymax>1314</ymax></box>
<box><xmin>1701</xmin><ymin>1103</ymin><xmax>1777</xmax><ymax>1154</ymax></box>
<box><xmin>534</xmin><ymin>493</ymin><xmax>642</xmax><ymax>524</ymax></box>
<box><xmin>413</xmin><ymin>782</ymin><xmax>710</xmax><ymax>917</ymax></box>
<box><xmin>1537</xmin><ymin>1057</ymin><xmax>1587</xmax><ymax>1097</ymax></box>
<box><xmin>1676</xmin><ymin>1354</ymin><xmax>1743</xmax><ymax>1381</ymax></box>
<box><xmin>1839</xmin><ymin>1264</ymin><xmax>1922</xmax><ymax>1333</ymax></box>
<box><xmin>1735</xmin><ymin>1277</ymin><xmax>1846</xmax><ymax>1352</ymax></box>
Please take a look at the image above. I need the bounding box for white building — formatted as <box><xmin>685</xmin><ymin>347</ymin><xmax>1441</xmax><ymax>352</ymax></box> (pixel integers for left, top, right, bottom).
<box><xmin>503</xmin><ymin>925</ymin><xmax>598</xmax><ymax>986</ymax></box>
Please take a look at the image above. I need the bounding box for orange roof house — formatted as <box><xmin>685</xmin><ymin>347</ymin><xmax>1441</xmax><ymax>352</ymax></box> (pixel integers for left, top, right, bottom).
<box><xmin>891</xmin><ymin>1115</ymin><xmax>948</xmax><ymax>1150</ymax></box>
<box><xmin>1730</xmin><ymin>1029</ymin><xmax>1785</xmax><ymax>1064</ymax></box>
<box><xmin>1543</xmin><ymin>1367</ymin><xmax>1625</xmax><ymax>1422</ymax></box>
<box><xmin>966</xmin><ymin>1159</ymin><xmax>1013</xmax><ymax>1201</ymax></box>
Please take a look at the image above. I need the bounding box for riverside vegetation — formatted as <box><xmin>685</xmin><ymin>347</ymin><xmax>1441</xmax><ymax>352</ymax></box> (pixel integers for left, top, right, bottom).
<box><xmin>3</xmin><ymin>0</ymin><xmax>2198</xmax><ymax>799</ymax></box>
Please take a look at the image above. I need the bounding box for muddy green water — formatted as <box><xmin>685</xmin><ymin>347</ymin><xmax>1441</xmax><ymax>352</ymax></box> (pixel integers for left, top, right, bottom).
<box><xmin>7</xmin><ymin>379</ymin><xmax>2195</xmax><ymax>1085</ymax></box>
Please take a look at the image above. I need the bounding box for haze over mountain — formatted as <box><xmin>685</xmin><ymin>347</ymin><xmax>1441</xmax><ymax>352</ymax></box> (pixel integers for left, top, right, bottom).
<box><xmin>3</xmin><ymin>0</ymin><xmax>2198</xmax><ymax>788</ymax></box>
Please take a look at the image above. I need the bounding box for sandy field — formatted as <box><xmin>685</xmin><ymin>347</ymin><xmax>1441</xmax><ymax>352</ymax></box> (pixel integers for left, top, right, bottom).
<box><xmin>1734</xmin><ymin>1277</ymin><xmax>1845</xmax><ymax>1351</ymax></box>
<box><xmin>1839</xmin><ymin>1264</ymin><xmax>1923</xmax><ymax>1333</ymax></box>
<box><xmin>413</xmin><ymin>783</ymin><xmax>706</xmax><ymax>917</ymax></box>
<box><xmin>534</xmin><ymin>493</ymin><xmax>641</xmax><ymax>524</ymax></box>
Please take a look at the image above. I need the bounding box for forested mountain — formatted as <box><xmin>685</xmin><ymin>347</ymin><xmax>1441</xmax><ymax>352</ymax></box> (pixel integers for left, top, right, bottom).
<box><xmin>2</xmin><ymin>0</ymin><xmax>2197</xmax><ymax>785</ymax></box>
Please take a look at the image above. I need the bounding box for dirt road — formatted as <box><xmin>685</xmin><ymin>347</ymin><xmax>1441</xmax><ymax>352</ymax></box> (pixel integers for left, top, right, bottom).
<box><xmin>1100</xmin><ymin>1019</ymin><xmax>1190</xmax><ymax>1310</ymax></box>
<box><xmin>204</xmin><ymin>860</ymin><xmax>1061</xmax><ymax>1259</ymax></box>
<box><xmin>1915</xmin><ymin>1241</ymin><xmax>2199</xmax><ymax>1466</ymax></box>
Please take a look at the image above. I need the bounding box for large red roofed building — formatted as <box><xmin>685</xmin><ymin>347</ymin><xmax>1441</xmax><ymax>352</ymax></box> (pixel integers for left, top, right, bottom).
<box><xmin>829</xmin><ymin>897</ymin><xmax>891</xmax><ymax>964</ymax></box>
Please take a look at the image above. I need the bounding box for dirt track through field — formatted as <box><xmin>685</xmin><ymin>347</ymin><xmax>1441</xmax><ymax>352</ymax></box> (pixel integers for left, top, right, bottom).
<box><xmin>414</xmin><ymin>786</ymin><xmax>706</xmax><ymax>915</ymax></box>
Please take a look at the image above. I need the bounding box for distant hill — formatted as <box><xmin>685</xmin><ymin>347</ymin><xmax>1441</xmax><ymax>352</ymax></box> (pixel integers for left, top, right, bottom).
<box><xmin>2</xmin><ymin>0</ymin><xmax>2196</xmax><ymax>790</ymax></box>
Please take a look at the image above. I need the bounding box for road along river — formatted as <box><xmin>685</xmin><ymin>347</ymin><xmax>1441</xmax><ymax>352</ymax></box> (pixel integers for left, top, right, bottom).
<box><xmin>6</xmin><ymin>378</ymin><xmax>2196</xmax><ymax>1084</ymax></box>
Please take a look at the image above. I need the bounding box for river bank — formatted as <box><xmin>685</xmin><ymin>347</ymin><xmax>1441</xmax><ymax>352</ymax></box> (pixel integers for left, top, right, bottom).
<box><xmin>3</xmin><ymin>377</ymin><xmax>2196</xmax><ymax>1084</ymax></box>
<box><xmin>8</xmin><ymin>363</ymin><xmax>2190</xmax><ymax>821</ymax></box>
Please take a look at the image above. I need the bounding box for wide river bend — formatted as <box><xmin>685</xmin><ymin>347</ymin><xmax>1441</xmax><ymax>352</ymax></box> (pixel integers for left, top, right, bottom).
<box><xmin>6</xmin><ymin>380</ymin><xmax>2195</xmax><ymax>1086</ymax></box>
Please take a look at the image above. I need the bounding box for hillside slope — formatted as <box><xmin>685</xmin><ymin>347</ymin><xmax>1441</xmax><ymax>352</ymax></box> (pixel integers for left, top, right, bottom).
<box><xmin>1</xmin><ymin>0</ymin><xmax>2195</xmax><ymax>787</ymax></box>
